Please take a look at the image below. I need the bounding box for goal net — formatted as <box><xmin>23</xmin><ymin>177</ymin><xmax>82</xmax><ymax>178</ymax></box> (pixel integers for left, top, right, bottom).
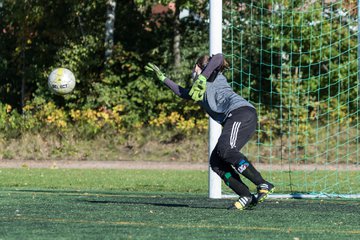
<box><xmin>220</xmin><ymin>0</ymin><xmax>360</xmax><ymax>198</ymax></box>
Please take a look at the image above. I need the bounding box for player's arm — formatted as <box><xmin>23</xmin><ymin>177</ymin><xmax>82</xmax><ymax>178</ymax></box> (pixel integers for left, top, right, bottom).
<box><xmin>189</xmin><ymin>53</ymin><xmax>224</xmax><ymax>101</ymax></box>
<box><xmin>201</xmin><ymin>53</ymin><xmax>224</xmax><ymax>80</ymax></box>
<box><xmin>163</xmin><ymin>78</ymin><xmax>192</xmax><ymax>100</ymax></box>
<box><xmin>145</xmin><ymin>63</ymin><xmax>192</xmax><ymax>100</ymax></box>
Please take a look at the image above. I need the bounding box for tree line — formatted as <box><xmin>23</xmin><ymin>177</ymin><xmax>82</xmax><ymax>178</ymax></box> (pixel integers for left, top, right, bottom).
<box><xmin>0</xmin><ymin>1</ymin><xmax>358</xmax><ymax>147</ymax></box>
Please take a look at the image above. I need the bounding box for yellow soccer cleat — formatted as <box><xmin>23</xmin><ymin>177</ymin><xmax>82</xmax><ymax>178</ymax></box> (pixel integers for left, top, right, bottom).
<box><xmin>257</xmin><ymin>182</ymin><xmax>275</xmax><ymax>203</ymax></box>
<box><xmin>228</xmin><ymin>195</ymin><xmax>257</xmax><ymax>210</ymax></box>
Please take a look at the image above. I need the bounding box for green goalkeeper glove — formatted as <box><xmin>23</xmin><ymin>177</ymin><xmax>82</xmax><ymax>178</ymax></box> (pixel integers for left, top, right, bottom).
<box><xmin>145</xmin><ymin>63</ymin><xmax>166</xmax><ymax>82</ymax></box>
<box><xmin>189</xmin><ymin>74</ymin><xmax>206</xmax><ymax>102</ymax></box>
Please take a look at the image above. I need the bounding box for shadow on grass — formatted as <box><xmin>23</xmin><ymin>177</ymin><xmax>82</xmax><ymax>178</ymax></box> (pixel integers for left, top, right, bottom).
<box><xmin>8</xmin><ymin>189</ymin><xmax>360</xmax><ymax>212</ymax></box>
<box><xmin>4</xmin><ymin>188</ymin><xmax>232</xmax><ymax>210</ymax></box>
<box><xmin>82</xmin><ymin>199</ymin><xmax>191</xmax><ymax>208</ymax></box>
<box><xmin>76</xmin><ymin>194</ymin><xmax>236</xmax><ymax>210</ymax></box>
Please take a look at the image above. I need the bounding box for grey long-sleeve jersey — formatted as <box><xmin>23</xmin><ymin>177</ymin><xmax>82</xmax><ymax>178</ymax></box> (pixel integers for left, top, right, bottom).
<box><xmin>163</xmin><ymin>73</ymin><xmax>255</xmax><ymax>125</ymax></box>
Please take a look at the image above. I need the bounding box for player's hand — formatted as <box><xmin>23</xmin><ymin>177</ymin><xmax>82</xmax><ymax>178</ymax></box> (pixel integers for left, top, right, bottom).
<box><xmin>189</xmin><ymin>74</ymin><xmax>206</xmax><ymax>102</ymax></box>
<box><xmin>145</xmin><ymin>63</ymin><xmax>166</xmax><ymax>82</ymax></box>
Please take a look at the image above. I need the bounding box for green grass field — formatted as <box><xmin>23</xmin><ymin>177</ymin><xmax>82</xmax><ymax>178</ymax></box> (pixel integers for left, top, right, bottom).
<box><xmin>0</xmin><ymin>169</ymin><xmax>359</xmax><ymax>239</ymax></box>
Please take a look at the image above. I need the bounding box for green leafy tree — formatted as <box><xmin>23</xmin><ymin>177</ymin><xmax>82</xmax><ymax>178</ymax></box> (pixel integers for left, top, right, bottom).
<box><xmin>0</xmin><ymin>0</ymin><xmax>211</xmax><ymax>139</ymax></box>
<box><xmin>134</xmin><ymin>0</ymin><xmax>208</xmax><ymax>68</ymax></box>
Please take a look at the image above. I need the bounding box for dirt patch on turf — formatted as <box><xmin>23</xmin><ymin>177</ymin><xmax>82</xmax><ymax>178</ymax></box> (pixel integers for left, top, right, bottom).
<box><xmin>0</xmin><ymin>160</ymin><xmax>359</xmax><ymax>171</ymax></box>
<box><xmin>0</xmin><ymin>160</ymin><xmax>208</xmax><ymax>170</ymax></box>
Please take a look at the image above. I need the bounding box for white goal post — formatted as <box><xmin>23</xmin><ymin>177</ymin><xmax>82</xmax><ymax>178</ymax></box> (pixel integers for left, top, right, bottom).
<box><xmin>208</xmin><ymin>0</ymin><xmax>223</xmax><ymax>199</ymax></box>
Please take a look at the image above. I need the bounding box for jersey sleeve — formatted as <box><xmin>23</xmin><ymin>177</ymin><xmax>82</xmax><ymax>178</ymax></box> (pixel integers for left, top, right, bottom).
<box><xmin>163</xmin><ymin>78</ymin><xmax>192</xmax><ymax>100</ymax></box>
<box><xmin>201</xmin><ymin>53</ymin><xmax>224</xmax><ymax>79</ymax></box>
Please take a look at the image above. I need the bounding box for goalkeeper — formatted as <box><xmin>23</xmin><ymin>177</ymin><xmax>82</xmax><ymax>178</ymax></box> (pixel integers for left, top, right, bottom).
<box><xmin>146</xmin><ymin>53</ymin><xmax>274</xmax><ymax>210</ymax></box>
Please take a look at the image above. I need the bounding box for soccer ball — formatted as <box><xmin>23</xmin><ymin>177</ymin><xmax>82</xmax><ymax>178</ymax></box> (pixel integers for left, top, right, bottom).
<box><xmin>48</xmin><ymin>67</ymin><xmax>76</xmax><ymax>95</ymax></box>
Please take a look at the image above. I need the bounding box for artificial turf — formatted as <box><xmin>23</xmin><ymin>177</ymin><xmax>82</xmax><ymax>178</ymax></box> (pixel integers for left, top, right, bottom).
<box><xmin>0</xmin><ymin>169</ymin><xmax>359</xmax><ymax>239</ymax></box>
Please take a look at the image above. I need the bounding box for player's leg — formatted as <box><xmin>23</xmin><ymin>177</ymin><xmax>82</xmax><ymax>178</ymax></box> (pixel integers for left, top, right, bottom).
<box><xmin>210</xmin><ymin>146</ymin><xmax>256</xmax><ymax>210</ymax></box>
<box><xmin>217</xmin><ymin>107</ymin><xmax>275</xmax><ymax>202</ymax></box>
<box><xmin>217</xmin><ymin>107</ymin><xmax>265</xmax><ymax>185</ymax></box>
<box><xmin>232</xmin><ymin>152</ymin><xmax>275</xmax><ymax>203</ymax></box>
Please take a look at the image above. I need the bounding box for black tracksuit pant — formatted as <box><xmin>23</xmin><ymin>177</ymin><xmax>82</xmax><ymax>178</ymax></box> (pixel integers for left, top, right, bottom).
<box><xmin>210</xmin><ymin>106</ymin><xmax>264</xmax><ymax>197</ymax></box>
